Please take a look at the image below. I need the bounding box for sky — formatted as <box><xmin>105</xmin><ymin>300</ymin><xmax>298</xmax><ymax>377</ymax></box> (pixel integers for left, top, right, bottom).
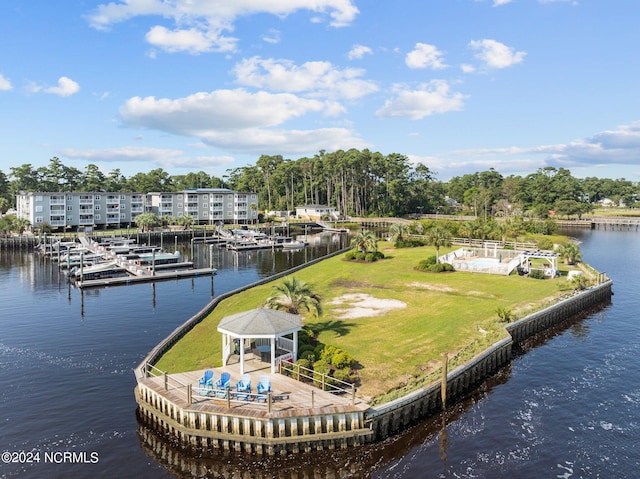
<box><xmin>1</xmin><ymin>0</ymin><xmax>639</xmax><ymax>183</ymax></box>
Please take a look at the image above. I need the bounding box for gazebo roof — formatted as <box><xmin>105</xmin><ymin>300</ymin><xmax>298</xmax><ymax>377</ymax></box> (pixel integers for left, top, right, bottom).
<box><xmin>217</xmin><ymin>308</ymin><xmax>302</xmax><ymax>337</ymax></box>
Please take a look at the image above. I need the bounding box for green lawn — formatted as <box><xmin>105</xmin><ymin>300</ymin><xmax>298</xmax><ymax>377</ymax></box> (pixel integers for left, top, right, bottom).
<box><xmin>155</xmin><ymin>242</ymin><xmax>569</xmax><ymax>400</ymax></box>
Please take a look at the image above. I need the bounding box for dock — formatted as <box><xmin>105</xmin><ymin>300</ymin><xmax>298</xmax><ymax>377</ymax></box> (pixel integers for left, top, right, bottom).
<box><xmin>77</xmin><ymin>267</ymin><xmax>215</xmax><ymax>288</ymax></box>
<box><xmin>37</xmin><ymin>235</ymin><xmax>217</xmax><ymax>288</ymax></box>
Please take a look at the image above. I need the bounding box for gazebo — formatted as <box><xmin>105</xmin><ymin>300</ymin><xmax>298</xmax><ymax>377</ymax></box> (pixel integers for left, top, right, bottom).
<box><xmin>217</xmin><ymin>308</ymin><xmax>301</xmax><ymax>374</ymax></box>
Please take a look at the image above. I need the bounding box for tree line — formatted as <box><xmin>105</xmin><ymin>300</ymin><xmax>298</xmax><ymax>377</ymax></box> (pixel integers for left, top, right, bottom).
<box><xmin>1</xmin><ymin>152</ymin><xmax>638</xmax><ymax>219</ymax></box>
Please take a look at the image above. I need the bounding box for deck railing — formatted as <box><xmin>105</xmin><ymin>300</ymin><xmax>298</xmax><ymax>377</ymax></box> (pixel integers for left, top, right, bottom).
<box><xmin>279</xmin><ymin>361</ymin><xmax>357</xmax><ymax>405</ymax></box>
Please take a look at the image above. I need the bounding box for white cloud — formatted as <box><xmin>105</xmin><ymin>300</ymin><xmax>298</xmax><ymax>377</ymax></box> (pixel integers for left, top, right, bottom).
<box><xmin>469</xmin><ymin>39</ymin><xmax>526</xmax><ymax>69</ymax></box>
<box><xmin>405</xmin><ymin>43</ymin><xmax>447</xmax><ymax>70</ymax></box>
<box><xmin>414</xmin><ymin>122</ymin><xmax>640</xmax><ymax>180</ymax></box>
<box><xmin>493</xmin><ymin>0</ymin><xmax>512</xmax><ymax>6</ymax></box>
<box><xmin>145</xmin><ymin>26</ymin><xmax>228</xmax><ymax>54</ymax></box>
<box><xmin>233</xmin><ymin>56</ymin><xmax>378</xmax><ymax>100</ymax></box>
<box><xmin>461</xmin><ymin>64</ymin><xmax>476</xmax><ymax>73</ymax></box>
<box><xmin>44</xmin><ymin>77</ymin><xmax>80</xmax><ymax>97</ymax></box>
<box><xmin>118</xmin><ymin>88</ymin><xmax>367</xmax><ymax>154</ymax></box>
<box><xmin>88</xmin><ymin>0</ymin><xmax>359</xmax><ymax>53</ymax></box>
<box><xmin>375</xmin><ymin>80</ymin><xmax>467</xmax><ymax>120</ymax></box>
<box><xmin>120</xmin><ymin>89</ymin><xmax>330</xmax><ymax>133</ymax></box>
<box><xmin>262</xmin><ymin>28</ymin><xmax>281</xmax><ymax>44</ymax></box>
<box><xmin>198</xmin><ymin>127</ymin><xmax>368</xmax><ymax>154</ymax></box>
<box><xmin>348</xmin><ymin>44</ymin><xmax>372</xmax><ymax>60</ymax></box>
<box><xmin>0</xmin><ymin>73</ymin><xmax>12</xmax><ymax>91</ymax></box>
<box><xmin>58</xmin><ymin>146</ymin><xmax>236</xmax><ymax>170</ymax></box>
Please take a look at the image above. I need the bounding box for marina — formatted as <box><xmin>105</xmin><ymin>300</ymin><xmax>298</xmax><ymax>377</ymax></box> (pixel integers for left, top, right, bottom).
<box><xmin>36</xmin><ymin>234</ymin><xmax>217</xmax><ymax>288</ymax></box>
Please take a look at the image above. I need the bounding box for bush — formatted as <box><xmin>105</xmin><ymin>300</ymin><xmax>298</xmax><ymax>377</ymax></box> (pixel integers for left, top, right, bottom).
<box><xmin>395</xmin><ymin>239</ymin><xmax>425</xmax><ymax>248</ymax></box>
<box><xmin>536</xmin><ymin>237</ymin><xmax>554</xmax><ymax>250</ymax></box>
<box><xmin>298</xmin><ymin>344</ymin><xmax>316</xmax><ymax>360</ymax></box>
<box><xmin>331</xmin><ymin>349</ymin><xmax>355</xmax><ymax>369</ymax></box>
<box><xmin>365</xmin><ymin>253</ymin><xmax>376</xmax><ymax>262</ymax></box>
<box><xmin>355</xmin><ymin>252</ymin><xmax>366</xmax><ymax>261</ymax></box>
<box><xmin>427</xmin><ymin>262</ymin><xmax>453</xmax><ymax>273</ymax></box>
<box><xmin>344</xmin><ymin>251</ymin><xmax>356</xmax><ymax>260</ymax></box>
<box><xmin>296</xmin><ymin>358</ymin><xmax>312</xmax><ymax>370</ymax></box>
<box><xmin>416</xmin><ymin>256</ymin><xmax>438</xmax><ymax>271</ymax></box>
<box><xmin>529</xmin><ymin>269</ymin><xmax>547</xmax><ymax>280</ymax></box>
<box><xmin>297</xmin><ymin>328</ymin><xmax>312</xmax><ymax>346</ymax></box>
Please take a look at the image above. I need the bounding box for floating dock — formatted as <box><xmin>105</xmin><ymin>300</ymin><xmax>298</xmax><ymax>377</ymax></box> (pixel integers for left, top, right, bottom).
<box><xmin>78</xmin><ymin>267</ymin><xmax>216</xmax><ymax>288</ymax></box>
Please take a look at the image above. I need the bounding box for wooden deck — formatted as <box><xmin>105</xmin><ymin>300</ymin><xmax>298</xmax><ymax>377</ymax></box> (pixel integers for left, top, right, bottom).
<box><xmin>140</xmin><ymin>354</ymin><xmax>369</xmax><ymax>419</ymax></box>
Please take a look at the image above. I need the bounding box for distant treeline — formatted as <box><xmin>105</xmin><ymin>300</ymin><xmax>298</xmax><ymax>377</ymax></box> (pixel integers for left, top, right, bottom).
<box><xmin>1</xmin><ymin>151</ymin><xmax>638</xmax><ymax>218</ymax></box>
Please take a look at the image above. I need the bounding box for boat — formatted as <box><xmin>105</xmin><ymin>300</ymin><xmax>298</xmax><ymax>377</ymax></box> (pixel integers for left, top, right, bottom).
<box><xmin>70</xmin><ymin>261</ymin><xmax>127</xmax><ymax>281</ymax></box>
<box><xmin>281</xmin><ymin>240</ymin><xmax>306</xmax><ymax>250</ymax></box>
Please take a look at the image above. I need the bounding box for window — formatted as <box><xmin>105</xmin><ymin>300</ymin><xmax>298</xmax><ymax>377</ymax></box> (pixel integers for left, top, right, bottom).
<box><xmin>67</xmin><ymin>205</ymin><xmax>73</xmax><ymax>211</ymax></box>
<box><xmin>35</xmin><ymin>216</ymin><xmax>43</xmax><ymax>223</ymax></box>
<box><xmin>94</xmin><ymin>195</ymin><xmax>101</xmax><ymax>200</ymax></box>
<box><xmin>95</xmin><ymin>214</ymin><xmax>101</xmax><ymax>220</ymax></box>
<box><xmin>95</xmin><ymin>205</ymin><xmax>101</xmax><ymax>210</ymax></box>
<box><xmin>35</xmin><ymin>205</ymin><xmax>43</xmax><ymax>212</ymax></box>
<box><xmin>67</xmin><ymin>195</ymin><xmax>72</xmax><ymax>201</ymax></box>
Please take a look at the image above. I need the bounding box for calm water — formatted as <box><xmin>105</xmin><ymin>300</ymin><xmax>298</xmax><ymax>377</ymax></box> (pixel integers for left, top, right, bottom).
<box><xmin>1</xmin><ymin>229</ymin><xmax>638</xmax><ymax>478</ymax></box>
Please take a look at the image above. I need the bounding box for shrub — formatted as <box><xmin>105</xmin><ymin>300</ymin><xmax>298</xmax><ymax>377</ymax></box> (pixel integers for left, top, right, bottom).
<box><xmin>344</xmin><ymin>251</ymin><xmax>356</xmax><ymax>261</ymax></box>
<box><xmin>297</xmin><ymin>328</ymin><xmax>311</xmax><ymax>346</ymax></box>
<box><xmin>365</xmin><ymin>253</ymin><xmax>375</xmax><ymax>262</ymax></box>
<box><xmin>536</xmin><ymin>237</ymin><xmax>554</xmax><ymax>250</ymax></box>
<box><xmin>355</xmin><ymin>252</ymin><xmax>366</xmax><ymax>261</ymax></box>
<box><xmin>424</xmin><ymin>255</ymin><xmax>437</xmax><ymax>266</ymax></box>
<box><xmin>319</xmin><ymin>345</ymin><xmax>337</xmax><ymax>362</ymax></box>
<box><xmin>313</xmin><ymin>344</ymin><xmax>326</xmax><ymax>358</ymax></box>
<box><xmin>296</xmin><ymin>357</ymin><xmax>312</xmax><ymax>370</ymax></box>
<box><xmin>395</xmin><ymin>239</ymin><xmax>425</xmax><ymax>248</ymax></box>
<box><xmin>298</xmin><ymin>344</ymin><xmax>316</xmax><ymax>360</ymax></box>
<box><xmin>529</xmin><ymin>269</ymin><xmax>547</xmax><ymax>280</ymax></box>
<box><xmin>331</xmin><ymin>349</ymin><xmax>355</xmax><ymax>369</ymax></box>
<box><xmin>496</xmin><ymin>306</ymin><xmax>513</xmax><ymax>322</ymax></box>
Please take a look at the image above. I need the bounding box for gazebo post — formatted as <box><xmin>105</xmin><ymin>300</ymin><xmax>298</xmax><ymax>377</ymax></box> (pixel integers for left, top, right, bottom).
<box><xmin>239</xmin><ymin>337</ymin><xmax>245</xmax><ymax>375</ymax></box>
<box><xmin>270</xmin><ymin>337</ymin><xmax>276</xmax><ymax>374</ymax></box>
<box><xmin>293</xmin><ymin>330</ymin><xmax>299</xmax><ymax>361</ymax></box>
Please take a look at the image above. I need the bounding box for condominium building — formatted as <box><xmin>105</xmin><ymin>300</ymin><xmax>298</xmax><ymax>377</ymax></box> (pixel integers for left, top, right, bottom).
<box><xmin>146</xmin><ymin>188</ymin><xmax>258</xmax><ymax>225</ymax></box>
<box><xmin>16</xmin><ymin>192</ymin><xmax>145</xmax><ymax>231</ymax></box>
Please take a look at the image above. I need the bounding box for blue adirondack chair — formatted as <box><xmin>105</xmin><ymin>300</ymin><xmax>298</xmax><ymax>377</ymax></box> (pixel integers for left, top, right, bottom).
<box><xmin>215</xmin><ymin>371</ymin><xmax>231</xmax><ymax>398</ymax></box>
<box><xmin>235</xmin><ymin>373</ymin><xmax>251</xmax><ymax>400</ymax></box>
<box><xmin>197</xmin><ymin>370</ymin><xmax>214</xmax><ymax>396</ymax></box>
<box><xmin>257</xmin><ymin>375</ymin><xmax>271</xmax><ymax>401</ymax></box>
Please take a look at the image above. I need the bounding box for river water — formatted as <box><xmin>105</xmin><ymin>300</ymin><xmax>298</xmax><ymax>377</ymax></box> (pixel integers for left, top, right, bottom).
<box><xmin>1</xmin><ymin>229</ymin><xmax>638</xmax><ymax>478</ymax></box>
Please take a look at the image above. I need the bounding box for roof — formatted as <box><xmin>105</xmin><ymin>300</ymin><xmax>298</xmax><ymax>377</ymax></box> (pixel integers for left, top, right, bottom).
<box><xmin>217</xmin><ymin>308</ymin><xmax>302</xmax><ymax>337</ymax></box>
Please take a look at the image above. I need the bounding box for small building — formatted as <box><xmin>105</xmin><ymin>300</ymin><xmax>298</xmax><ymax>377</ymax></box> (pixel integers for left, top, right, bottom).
<box><xmin>295</xmin><ymin>205</ymin><xmax>339</xmax><ymax>221</ymax></box>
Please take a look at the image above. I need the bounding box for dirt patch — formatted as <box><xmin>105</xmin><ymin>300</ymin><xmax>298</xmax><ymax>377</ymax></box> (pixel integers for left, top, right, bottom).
<box><xmin>407</xmin><ymin>282</ymin><xmax>455</xmax><ymax>293</ymax></box>
<box><xmin>328</xmin><ymin>293</ymin><xmax>407</xmax><ymax>319</ymax></box>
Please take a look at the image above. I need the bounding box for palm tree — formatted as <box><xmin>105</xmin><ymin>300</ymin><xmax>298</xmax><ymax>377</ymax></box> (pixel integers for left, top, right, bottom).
<box><xmin>558</xmin><ymin>242</ymin><xmax>581</xmax><ymax>265</ymax></box>
<box><xmin>178</xmin><ymin>214</ymin><xmax>194</xmax><ymax>230</ymax></box>
<box><xmin>350</xmin><ymin>229</ymin><xmax>378</xmax><ymax>254</ymax></box>
<box><xmin>265</xmin><ymin>276</ymin><xmax>322</xmax><ymax>317</ymax></box>
<box><xmin>12</xmin><ymin>216</ymin><xmax>31</xmax><ymax>235</ymax></box>
<box><xmin>388</xmin><ymin>223</ymin><xmax>408</xmax><ymax>245</ymax></box>
<box><xmin>425</xmin><ymin>225</ymin><xmax>451</xmax><ymax>263</ymax></box>
<box><xmin>134</xmin><ymin>212</ymin><xmax>159</xmax><ymax>232</ymax></box>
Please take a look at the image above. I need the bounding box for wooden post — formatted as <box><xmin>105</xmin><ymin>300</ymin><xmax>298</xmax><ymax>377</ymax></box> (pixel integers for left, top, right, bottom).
<box><xmin>164</xmin><ymin>371</ymin><xmax>168</xmax><ymax>390</ymax></box>
<box><xmin>441</xmin><ymin>352</ymin><xmax>448</xmax><ymax>409</ymax></box>
<box><xmin>351</xmin><ymin>384</ymin><xmax>356</xmax><ymax>405</ymax></box>
<box><xmin>226</xmin><ymin>389</ymin><xmax>231</xmax><ymax>409</ymax></box>
<box><xmin>187</xmin><ymin>384</ymin><xmax>192</xmax><ymax>406</ymax></box>
<box><xmin>311</xmin><ymin>390</ymin><xmax>315</xmax><ymax>409</ymax></box>
<box><xmin>322</xmin><ymin>374</ymin><xmax>326</xmax><ymax>391</ymax></box>
<box><xmin>267</xmin><ymin>392</ymin><xmax>272</xmax><ymax>413</ymax></box>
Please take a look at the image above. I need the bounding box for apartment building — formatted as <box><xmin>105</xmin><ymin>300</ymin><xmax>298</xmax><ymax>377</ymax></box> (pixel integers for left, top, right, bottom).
<box><xmin>16</xmin><ymin>192</ymin><xmax>145</xmax><ymax>231</ymax></box>
<box><xmin>146</xmin><ymin>188</ymin><xmax>258</xmax><ymax>225</ymax></box>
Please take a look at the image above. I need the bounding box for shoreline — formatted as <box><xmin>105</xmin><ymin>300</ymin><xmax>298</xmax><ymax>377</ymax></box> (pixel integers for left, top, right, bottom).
<box><xmin>134</xmin><ymin>246</ymin><xmax>613</xmax><ymax>455</ymax></box>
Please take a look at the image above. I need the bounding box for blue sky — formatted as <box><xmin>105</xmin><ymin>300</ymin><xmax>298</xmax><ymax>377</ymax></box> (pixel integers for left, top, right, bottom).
<box><xmin>1</xmin><ymin>0</ymin><xmax>639</xmax><ymax>182</ymax></box>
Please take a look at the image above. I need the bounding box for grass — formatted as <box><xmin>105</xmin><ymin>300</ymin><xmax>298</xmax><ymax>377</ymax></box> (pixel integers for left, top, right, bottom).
<box><xmin>155</xmin><ymin>242</ymin><xmax>572</xmax><ymax>401</ymax></box>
